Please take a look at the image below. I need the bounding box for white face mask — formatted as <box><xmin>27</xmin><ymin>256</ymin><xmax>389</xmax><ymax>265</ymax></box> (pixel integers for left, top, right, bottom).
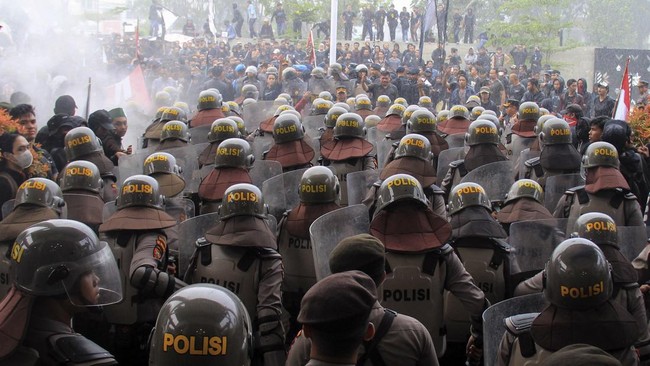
<box><xmin>13</xmin><ymin>150</ymin><xmax>33</xmax><ymax>169</ymax></box>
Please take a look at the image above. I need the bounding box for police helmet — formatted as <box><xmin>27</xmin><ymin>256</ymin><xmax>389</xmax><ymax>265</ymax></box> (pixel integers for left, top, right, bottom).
<box><xmin>15</xmin><ymin>178</ymin><xmax>66</xmax><ymax>213</ymax></box>
<box><xmin>219</xmin><ymin>183</ymin><xmax>266</xmax><ymax>219</ymax></box>
<box><xmin>376</xmin><ymin>95</ymin><xmax>391</xmax><ymax>108</ymax></box>
<box><xmin>214</xmin><ymin>138</ymin><xmax>255</xmax><ymax>169</ymax></box>
<box><xmin>504</xmin><ymin>179</ymin><xmax>544</xmax><ymax>204</ymax></box>
<box><xmin>356</xmin><ymin>96</ymin><xmax>372</xmax><ymax>111</ymax></box>
<box><xmin>161</xmin><ymin>106</ymin><xmax>188</xmax><ymax>123</ymax></box>
<box><xmin>346</xmin><ymin>97</ymin><xmax>356</xmax><ymax>109</ymax></box>
<box><xmin>418</xmin><ymin>96</ymin><xmax>433</xmax><ymax>109</ymax></box>
<box><xmin>160</xmin><ymin>121</ymin><xmax>190</xmax><ymax>142</ymax></box>
<box><xmin>518</xmin><ymin>101</ymin><xmax>540</xmax><ymax>122</ymax></box>
<box><xmin>447</xmin><ymin>182</ymin><xmax>491</xmax><ymax>215</ymax></box>
<box><xmin>197</xmin><ymin>90</ymin><xmax>222</xmax><ymax>110</ymax></box>
<box><xmin>544</xmin><ymin>238</ymin><xmax>612</xmax><ymax>310</ymax></box>
<box><xmin>299</xmin><ymin>166</ymin><xmax>340</xmax><ymax>204</ymax></box>
<box><xmin>334</xmin><ymin>113</ymin><xmax>365</xmax><ymax>139</ymax></box>
<box><xmin>375</xmin><ymin>174</ymin><xmax>428</xmax><ymax>212</ymax></box>
<box><xmin>208</xmin><ymin>118</ymin><xmax>241</xmax><ymax>143</ymax></box>
<box><xmin>333</xmin><ymin>102</ymin><xmax>351</xmax><ymax>112</ymax></box>
<box><xmin>243</xmin><ymin>98</ymin><xmax>256</xmax><ymax>109</ymax></box>
<box><xmin>539</xmin><ymin>107</ymin><xmax>550</xmax><ymax>115</ymax></box>
<box><xmin>149</xmin><ymin>284</ymin><xmax>253</xmax><ymax>366</ymax></box>
<box><xmin>229</xmin><ymin>116</ymin><xmax>248</xmax><ymax>135</ymax></box>
<box><xmin>241</xmin><ymin>84</ymin><xmax>259</xmax><ymax>100</ymax></box>
<box><xmin>407</xmin><ymin>109</ymin><xmax>437</xmax><ymax>134</ymax></box>
<box><xmin>355</xmin><ymin>64</ymin><xmax>369</xmax><ymax>74</ymax></box>
<box><xmin>143</xmin><ymin>152</ymin><xmax>182</xmax><ymax>176</ymax></box>
<box><xmin>221</xmin><ymin>103</ymin><xmax>231</xmax><ymax>116</ymax></box>
<box><xmin>278</xmin><ymin>93</ymin><xmax>293</xmax><ymax>105</ymax></box>
<box><xmin>402</xmin><ymin>105</ymin><xmax>421</xmax><ymax>124</ymax></box>
<box><xmin>163</xmin><ymin>86</ymin><xmax>179</xmax><ymax>102</ymax></box>
<box><xmin>478</xmin><ymin>113</ymin><xmax>501</xmax><ymax>130</ymax></box>
<box><xmin>465</xmin><ymin>120</ymin><xmax>500</xmax><ymax>146</ymax></box>
<box><xmin>540</xmin><ymin>118</ymin><xmax>572</xmax><ymax>145</ymax></box>
<box><xmin>312</xmin><ymin>98</ymin><xmax>333</xmax><ymax>115</ymax></box>
<box><xmin>10</xmin><ymin>219</ymin><xmax>122</xmax><ymax>306</ymax></box>
<box><xmin>173</xmin><ymin>102</ymin><xmax>190</xmax><ymax>117</ymax></box>
<box><xmin>319</xmin><ymin>91</ymin><xmax>333</xmax><ymax>101</ymax></box>
<box><xmin>394</xmin><ymin>97</ymin><xmax>408</xmax><ymax>108</ymax></box>
<box><xmin>282</xmin><ymin>67</ymin><xmax>297</xmax><ymax>80</ymax></box>
<box><xmin>155</xmin><ymin>91</ymin><xmax>172</xmax><ymax>107</ymax></box>
<box><xmin>272</xmin><ymin>113</ymin><xmax>305</xmax><ymax>143</ymax></box>
<box><xmin>365</xmin><ymin>115</ymin><xmax>381</xmax><ymax>128</ymax></box>
<box><xmin>437</xmin><ymin>110</ymin><xmax>449</xmax><ymax>123</ymax></box>
<box><xmin>226</xmin><ymin>101</ymin><xmax>241</xmax><ymax>116</ymax></box>
<box><xmin>272</xmin><ymin>97</ymin><xmax>288</xmax><ymax>108</ymax></box>
<box><xmin>482</xmin><ymin>110</ymin><xmax>497</xmax><ymax>117</ymax></box>
<box><xmin>325</xmin><ymin>106</ymin><xmax>348</xmax><ymax>128</ymax></box>
<box><xmin>470</xmin><ymin>106</ymin><xmax>485</xmax><ymax>121</ymax></box>
<box><xmin>311</xmin><ymin>67</ymin><xmax>326</xmax><ymax>79</ymax></box>
<box><xmin>64</xmin><ymin>127</ymin><xmax>103</xmax><ymax>161</ymax></box>
<box><xmin>573</xmin><ymin>212</ymin><xmax>618</xmax><ymax>247</ymax></box>
<box><xmin>386</xmin><ymin>103</ymin><xmax>406</xmax><ymax>117</ymax></box>
<box><xmin>329</xmin><ymin>63</ymin><xmax>344</xmax><ymax>76</ymax></box>
<box><xmin>117</xmin><ymin>175</ymin><xmax>165</xmax><ymax>210</ymax></box>
<box><xmin>274</xmin><ymin>104</ymin><xmax>294</xmax><ymax>116</ymax></box>
<box><xmin>154</xmin><ymin>107</ymin><xmax>167</xmax><ymax>121</ymax></box>
<box><xmin>395</xmin><ymin>134</ymin><xmax>432</xmax><ymax>161</ymax></box>
<box><xmin>449</xmin><ymin>105</ymin><xmax>470</xmax><ymax>120</ymax></box>
<box><xmin>60</xmin><ymin>161</ymin><xmax>103</xmax><ymax>194</ymax></box>
<box><xmin>582</xmin><ymin>141</ymin><xmax>619</xmax><ymax>169</ymax></box>
<box><xmin>534</xmin><ymin>114</ymin><xmax>556</xmax><ymax>136</ymax></box>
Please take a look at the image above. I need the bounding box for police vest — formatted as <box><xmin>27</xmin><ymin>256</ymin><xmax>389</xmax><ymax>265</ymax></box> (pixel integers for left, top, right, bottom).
<box><xmin>277</xmin><ymin>215</ymin><xmax>317</xmax><ymax>310</ymax></box>
<box><xmin>189</xmin><ymin>240</ymin><xmax>281</xmax><ymax>319</ymax></box>
<box><xmin>444</xmin><ymin>238</ymin><xmax>512</xmax><ymax>342</ymax></box>
<box><xmin>503</xmin><ymin>313</ymin><xmax>551</xmax><ymax>366</ymax></box>
<box><xmin>0</xmin><ymin>242</ymin><xmax>12</xmax><ymax>298</ymax></box>
<box><xmin>330</xmin><ymin>158</ymin><xmax>370</xmax><ymax>206</ymax></box>
<box><xmin>562</xmin><ymin>186</ymin><xmax>638</xmax><ymax>234</ymax></box>
<box><xmin>380</xmin><ymin>245</ymin><xmax>452</xmax><ymax>357</ymax></box>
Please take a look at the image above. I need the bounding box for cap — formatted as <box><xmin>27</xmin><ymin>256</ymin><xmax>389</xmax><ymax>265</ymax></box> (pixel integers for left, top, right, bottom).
<box><xmin>639</xmin><ymin>80</ymin><xmax>649</xmax><ymax>87</ymax></box>
<box><xmin>54</xmin><ymin>95</ymin><xmax>77</xmax><ymax>113</ymax></box>
<box><xmin>503</xmin><ymin>99</ymin><xmax>520</xmax><ymax>108</ymax></box>
<box><xmin>108</xmin><ymin>107</ymin><xmax>126</xmax><ymax>119</ymax></box>
<box><xmin>298</xmin><ymin>271</ymin><xmax>376</xmax><ymax>328</ymax></box>
<box><xmin>597</xmin><ymin>81</ymin><xmax>609</xmax><ymax>89</ymax></box>
<box><xmin>408</xmin><ymin>67</ymin><xmax>419</xmax><ymax>75</ymax></box>
<box><xmin>370</xmin><ymin>63</ymin><xmax>381</xmax><ymax>71</ymax></box>
<box><xmin>396</xmin><ymin>66</ymin><xmax>405</xmax><ymax>73</ymax></box>
<box><xmin>329</xmin><ymin>234</ymin><xmax>385</xmax><ymax>282</ymax></box>
<box><xmin>336</xmin><ymin>86</ymin><xmax>347</xmax><ymax>93</ymax></box>
<box><xmin>479</xmin><ymin>86</ymin><xmax>490</xmax><ymax>94</ymax></box>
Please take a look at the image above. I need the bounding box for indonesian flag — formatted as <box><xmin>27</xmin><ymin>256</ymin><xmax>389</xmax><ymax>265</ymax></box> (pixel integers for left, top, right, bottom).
<box><xmin>614</xmin><ymin>58</ymin><xmax>631</xmax><ymax>121</ymax></box>
<box><xmin>306</xmin><ymin>30</ymin><xmax>316</xmax><ymax>66</ymax></box>
<box><xmin>105</xmin><ymin>65</ymin><xmax>151</xmax><ymax>111</ymax></box>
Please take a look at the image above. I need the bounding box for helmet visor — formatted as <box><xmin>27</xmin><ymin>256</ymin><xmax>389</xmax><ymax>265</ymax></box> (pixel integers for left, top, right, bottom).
<box><xmin>63</xmin><ymin>244</ymin><xmax>122</xmax><ymax>307</ymax></box>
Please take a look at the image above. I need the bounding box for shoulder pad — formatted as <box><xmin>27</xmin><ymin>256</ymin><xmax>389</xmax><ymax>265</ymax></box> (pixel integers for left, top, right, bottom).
<box><xmin>48</xmin><ymin>333</ymin><xmax>116</xmax><ymax>366</ymax></box>
<box><xmin>372</xmin><ymin>180</ymin><xmax>382</xmax><ymax>188</ymax></box>
<box><xmin>196</xmin><ymin>237</ymin><xmax>210</xmax><ymax>248</ymax></box>
<box><xmin>504</xmin><ymin>313</ymin><xmax>539</xmax><ymax>336</ymax></box>
<box><xmin>426</xmin><ymin>184</ymin><xmax>445</xmax><ymax>194</ymax></box>
<box><xmin>256</xmin><ymin>247</ymin><xmax>282</xmax><ymax>259</ymax></box>
<box><xmin>565</xmin><ymin>185</ymin><xmax>586</xmax><ymax>195</ymax></box>
<box><xmin>449</xmin><ymin>159</ymin><xmax>465</xmax><ymax>168</ymax></box>
<box><xmin>524</xmin><ymin>157</ymin><xmax>540</xmax><ymax>168</ymax></box>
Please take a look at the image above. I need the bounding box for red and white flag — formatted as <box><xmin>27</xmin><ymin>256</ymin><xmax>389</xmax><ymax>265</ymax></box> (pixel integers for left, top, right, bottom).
<box><xmin>306</xmin><ymin>30</ymin><xmax>316</xmax><ymax>66</ymax></box>
<box><xmin>614</xmin><ymin>58</ymin><xmax>631</xmax><ymax>121</ymax></box>
<box><xmin>105</xmin><ymin>65</ymin><xmax>150</xmax><ymax>110</ymax></box>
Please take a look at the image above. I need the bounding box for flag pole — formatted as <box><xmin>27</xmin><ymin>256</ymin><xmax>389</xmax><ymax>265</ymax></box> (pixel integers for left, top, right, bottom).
<box><xmin>612</xmin><ymin>57</ymin><xmax>630</xmax><ymax>120</ymax></box>
<box><xmin>329</xmin><ymin>0</ymin><xmax>338</xmax><ymax>65</ymax></box>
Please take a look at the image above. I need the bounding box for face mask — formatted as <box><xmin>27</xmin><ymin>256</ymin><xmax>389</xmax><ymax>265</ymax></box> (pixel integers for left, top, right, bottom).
<box><xmin>13</xmin><ymin>150</ymin><xmax>33</xmax><ymax>169</ymax></box>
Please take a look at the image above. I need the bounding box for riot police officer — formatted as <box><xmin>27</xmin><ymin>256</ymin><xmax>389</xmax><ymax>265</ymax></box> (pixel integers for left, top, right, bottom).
<box><xmin>318</xmin><ymin>105</ymin><xmax>347</xmax><ymax>151</ymax></box>
<box><xmin>142</xmin><ymin>106</ymin><xmax>188</xmax><ymax>149</ymax></box>
<box><xmin>436</xmin><ymin>105</ymin><xmax>471</xmax><ymax>136</ymax></box>
<box><xmin>495</xmin><ymin>179</ymin><xmax>553</xmax><ymax>234</ymax></box>
<box><xmin>355</xmin><ymin>95</ymin><xmax>375</xmax><ymax>120</ymax></box>
<box><xmin>64</xmin><ymin>126</ymin><xmax>117</xmax><ymax>202</ymax></box>
<box><xmin>198</xmin><ymin>118</ymin><xmax>243</xmax><ymax>168</ymax></box>
<box><xmin>99</xmin><ymin>175</ymin><xmax>183</xmax><ymax>365</ymax></box>
<box><xmin>496</xmin><ymin>238</ymin><xmax>640</xmax><ymax>365</ymax></box>
<box><xmin>60</xmin><ymin>161</ymin><xmax>105</xmax><ymax>232</ymax></box>
<box><xmin>263</xmin><ymin>113</ymin><xmax>315</xmax><ymax>172</ymax></box>
<box><xmin>198</xmin><ymin>138</ymin><xmax>255</xmax><ymax>214</ymax></box>
<box><xmin>506</xmin><ymin>101</ymin><xmax>539</xmax><ymax>160</ymax></box>
<box><xmin>189</xmin><ymin>89</ymin><xmax>225</xmax><ymax>127</ymax></box>
<box><xmin>0</xmin><ymin>178</ymin><xmax>66</xmax><ymax>296</ymax></box>
<box><xmin>320</xmin><ymin>112</ymin><xmax>376</xmax><ymax>205</ymax></box>
<box><xmin>143</xmin><ymin>152</ymin><xmax>186</xmax><ymax>199</ymax></box>
<box><xmin>406</xmin><ymin>109</ymin><xmax>449</xmax><ymax>168</ymax></box>
<box><xmin>376</xmin><ymin>103</ymin><xmax>406</xmax><ymax>133</ymax></box>
<box><xmin>148</xmin><ymin>284</ymin><xmax>253</xmax><ymax>365</ymax></box>
<box><xmin>156</xmin><ymin>120</ymin><xmax>191</xmax><ymax>151</ymax></box>
<box><xmin>0</xmin><ymin>219</ymin><xmax>121</xmax><ymax>365</ymax></box>
<box><xmin>373</xmin><ymin>95</ymin><xmax>392</xmax><ymax>117</ymax></box>
<box><xmin>553</xmin><ymin>141</ymin><xmax>644</xmax><ymax>231</ymax></box>
<box><xmin>185</xmin><ymin>183</ymin><xmax>286</xmax><ymax>366</ymax></box>
<box><xmin>277</xmin><ymin>166</ymin><xmax>341</xmax><ymax>340</ymax></box>
<box><xmin>369</xmin><ymin>174</ymin><xmax>488</xmax><ymax>360</ymax></box>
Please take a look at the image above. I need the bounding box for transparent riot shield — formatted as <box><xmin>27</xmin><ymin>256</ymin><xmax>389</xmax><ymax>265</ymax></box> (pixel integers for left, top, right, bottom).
<box><xmin>517</xmin><ymin>148</ymin><xmax>541</xmax><ymax>178</ymax></box>
<box><xmin>366</xmin><ymin>126</ymin><xmax>382</xmax><ymax>148</ymax></box>
<box><xmin>250</xmin><ymin>160</ymin><xmax>283</xmax><ymax>188</ymax></box>
<box><xmin>509</xmin><ymin>219</ymin><xmax>568</xmax><ymax>287</ymax></box>
<box><xmin>618</xmin><ymin>226</ymin><xmax>648</xmax><ymax>262</ymax></box>
<box><xmin>188</xmin><ymin>125</ymin><xmax>211</xmax><ymax>145</ymax></box>
<box><xmin>482</xmin><ymin>294</ymin><xmax>547</xmax><ymax>366</ymax></box>
<box><xmin>508</xmin><ymin>135</ymin><xmax>535</xmax><ymax>163</ymax></box>
<box><xmin>543</xmin><ymin>174</ymin><xmax>584</xmax><ymax>212</ymax></box>
<box><xmin>377</xmin><ymin>137</ymin><xmax>396</xmax><ymax>169</ymax></box>
<box><xmin>242</xmin><ymin>101</ymin><xmax>276</xmax><ymax>133</ymax></box>
<box><xmin>252</xmin><ymin>134</ymin><xmax>274</xmax><ymax>162</ymax></box>
<box><xmin>102</xmin><ymin>198</ymin><xmax>195</xmax><ymax>224</ymax></box>
<box><xmin>262</xmin><ymin>168</ymin><xmax>310</xmax><ymax>221</ymax></box>
<box><xmin>436</xmin><ymin>147</ymin><xmax>465</xmax><ymax>181</ymax></box>
<box><xmin>302</xmin><ymin>115</ymin><xmax>326</xmax><ymax>140</ymax></box>
<box><xmin>1</xmin><ymin>199</ymin><xmax>14</xmax><ymax>220</ymax></box>
<box><xmin>459</xmin><ymin>161</ymin><xmax>514</xmax><ymax>204</ymax></box>
<box><xmin>346</xmin><ymin>170</ymin><xmax>380</xmax><ymax>205</ymax></box>
<box><xmin>308</xmin><ymin>78</ymin><xmax>335</xmax><ymax>97</ymax></box>
<box><xmin>177</xmin><ymin>212</ymin><xmax>220</xmax><ymax>278</ymax></box>
<box><xmin>310</xmin><ymin>205</ymin><xmax>370</xmax><ymax>280</ymax></box>
<box><xmin>445</xmin><ymin>133</ymin><xmax>466</xmax><ymax>148</ymax></box>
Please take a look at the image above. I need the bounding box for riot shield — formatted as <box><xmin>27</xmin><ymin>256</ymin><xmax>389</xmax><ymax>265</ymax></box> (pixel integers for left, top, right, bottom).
<box><xmin>346</xmin><ymin>170</ymin><xmax>380</xmax><ymax>205</ymax></box>
<box><xmin>377</xmin><ymin>137</ymin><xmax>396</xmax><ymax>169</ymax></box>
<box><xmin>482</xmin><ymin>294</ymin><xmax>547</xmax><ymax>366</ymax></box>
<box><xmin>188</xmin><ymin>125</ymin><xmax>211</xmax><ymax>145</ymax></box>
<box><xmin>308</xmin><ymin>78</ymin><xmax>335</xmax><ymax>96</ymax></box>
<box><xmin>302</xmin><ymin>115</ymin><xmax>325</xmax><ymax>140</ymax></box>
<box><xmin>310</xmin><ymin>204</ymin><xmax>370</xmax><ymax>280</ymax></box>
<box><xmin>102</xmin><ymin>198</ymin><xmax>195</xmax><ymax>224</ymax></box>
<box><xmin>445</xmin><ymin>133</ymin><xmax>466</xmax><ymax>148</ymax></box>
<box><xmin>262</xmin><ymin>168</ymin><xmax>309</xmax><ymax>220</ymax></box>
<box><xmin>1</xmin><ymin>199</ymin><xmax>14</xmax><ymax>220</ymax></box>
<box><xmin>618</xmin><ymin>226</ymin><xmax>648</xmax><ymax>262</ymax></box>
<box><xmin>252</xmin><ymin>134</ymin><xmax>274</xmax><ymax>162</ymax></box>
<box><xmin>366</xmin><ymin>126</ymin><xmax>382</xmax><ymax>149</ymax></box>
<box><xmin>517</xmin><ymin>148</ymin><xmax>541</xmax><ymax>178</ymax></box>
<box><xmin>508</xmin><ymin>135</ymin><xmax>535</xmax><ymax>163</ymax></box>
<box><xmin>459</xmin><ymin>161</ymin><xmax>514</xmax><ymax>203</ymax></box>
<box><xmin>436</xmin><ymin>147</ymin><xmax>465</xmax><ymax>181</ymax></box>
<box><xmin>543</xmin><ymin>174</ymin><xmax>584</xmax><ymax>211</ymax></box>
<box><xmin>509</xmin><ymin>219</ymin><xmax>568</xmax><ymax>287</ymax></box>
<box><xmin>177</xmin><ymin>212</ymin><xmax>220</xmax><ymax>277</ymax></box>
<box><xmin>242</xmin><ymin>101</ymin><xmax>276</xmax><ymax>133</ymax></box>
<box><xmin>250</xmin><ymin>160</ymin><xmax>283</xmax><ymax>188</ymax></box>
